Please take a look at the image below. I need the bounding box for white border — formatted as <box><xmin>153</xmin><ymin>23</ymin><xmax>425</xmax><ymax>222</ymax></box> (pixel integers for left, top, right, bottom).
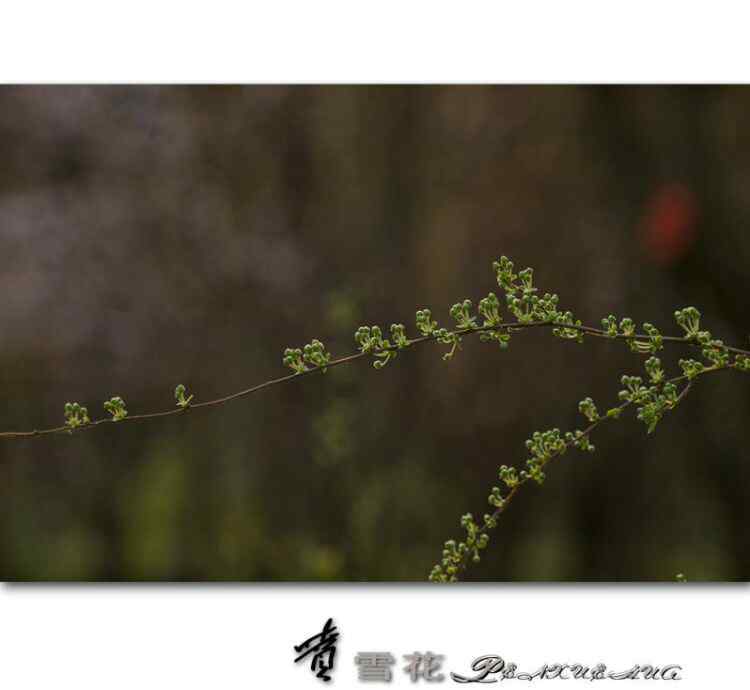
<box><xmin>1</xmin><ymin>584</ymin><xmax>746</xmax><ymax>688</ymax></box>
<box><xmin>0</xmin><ymin>1</ymin><xmax>748</xmax><ymax>83</ymax></box>
<box><xmin>2</xmin><ymin>5</ymin><xmax>748</xmax><ymax>688</ymax></box>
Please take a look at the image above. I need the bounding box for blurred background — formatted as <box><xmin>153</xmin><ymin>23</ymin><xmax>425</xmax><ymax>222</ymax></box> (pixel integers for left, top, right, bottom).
<box><xmin>0</xmin><ymin>86</ymin><xmax>748</xmax><ymax>581</ymax></box>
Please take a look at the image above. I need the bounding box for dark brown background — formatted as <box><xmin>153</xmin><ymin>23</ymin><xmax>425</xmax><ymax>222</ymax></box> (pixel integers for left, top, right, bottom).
<box><xmin>0</xmin><ymin>86</ymin><xmax>748</xmax><ymax>580</ymax></box>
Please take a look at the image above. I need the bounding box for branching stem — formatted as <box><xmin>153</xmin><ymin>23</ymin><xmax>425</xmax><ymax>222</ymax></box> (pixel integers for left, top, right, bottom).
<box><xmin>1</xmin><ymin>321</ymin><xmax>747</xmax><ymax>440</ymax></box>
<box><xmin>3</xmin><ymin>254</ymin><xmax>749</xmax><ymax>583</ymax></box>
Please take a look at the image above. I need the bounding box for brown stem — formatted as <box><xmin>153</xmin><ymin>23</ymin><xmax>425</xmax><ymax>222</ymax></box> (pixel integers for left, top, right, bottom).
<box><xmin>0</xmin><ymin>320</ymin><xmax>747</xmax><ymax>441</ymax></box>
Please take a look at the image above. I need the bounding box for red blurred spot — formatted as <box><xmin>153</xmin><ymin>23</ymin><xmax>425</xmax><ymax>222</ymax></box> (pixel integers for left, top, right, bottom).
<box><xmin>640</xmin><ymin>183</ymin><xmax>698</xmax><ymax>265</ymax></box>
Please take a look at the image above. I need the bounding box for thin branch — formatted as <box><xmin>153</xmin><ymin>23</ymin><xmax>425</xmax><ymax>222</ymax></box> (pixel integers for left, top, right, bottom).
<box><xmin>1</xmin><ymin>320</ymin><xmax>748</xmax><ymax>441</ymax></box>
<box><xmin>448</xmin><ymin>364</ymin><xmax>734</xmax><ymax>579</ymax></box>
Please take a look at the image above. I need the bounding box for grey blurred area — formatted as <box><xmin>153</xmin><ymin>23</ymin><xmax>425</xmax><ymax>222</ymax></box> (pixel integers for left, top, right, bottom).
<box><xmin>0</xmin><ymin>86</ymin><xmax>748</xmax><ymax>581</ymax></box>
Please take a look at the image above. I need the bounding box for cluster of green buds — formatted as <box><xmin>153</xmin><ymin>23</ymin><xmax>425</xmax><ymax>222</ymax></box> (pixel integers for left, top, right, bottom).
<box><xmin>505</xmin><ymin>268</ymin><xmax>538</xmax><ymax>323</ymax></box>
<box><xmin>478</xmin><ymin>292</ymin><xmax>501</xmax><ymax>326</ymax></box>
<box><xmin>618</xmin><ymin>369</ymin><xmax>679</xmax><ymax>434</ymax></box>
<box><xmin>610</xmin><ymin>317</ymin><xmax>663</xmax><ymax>354</ymax></box>
<box><xmin>499</xmin><ymin>464</ymin><xmax>519</xmax><ymax>488</ymax></box>
<box><xmin>645</xmin><ymin>356</ymin><xmax>664</xmax><ymax>384</ymax></box>
<box><xmin>619</xmin><ymin>317</ymin><xmax>636</xmax><ymax>339</ymax></box>
<box><xmin>415</xmin><ymin>308</ymin><xmax>438</xmax><ymax>336</ymax></box>
<box><xmin>175</xmin><ymin>384</ymin><xmax>193</xmax><ymax>409</ymax></box>
<box><xmin>670</xmin><ymin>313</ymin><xmax>731</xmax><ymax>369</ymax></box>
<box><xmin>735</xmin><ymin>354</ymin><xmax>750</xmax><ymax>372</ymax></box>
<box><xmin>354</xmin><ymin>325</ymin><xmax>386</xmax><ymax>353</ymax></box>
<box><xmin>496</xmin><ymin>262</ymin><xmax>571</xmax><ymax>328</ymax></box>
<box><xmin>302</xmin><ymin>339</ymin><xmax>331</xmax><ymax>371</ymax></box>
<box><xmin>64</xmin><ymin>402</ymin><xmax>90</xmax><ymax>430</ymax></box>
<box><xmin>493</xmin><ymin>257</ymin><xmax>531</xmax><ymax>322</ymax></box>
<box><xmin>564</xmin><ymin>429</ymin><xmax>595</xmax><ymax>452</ymax></box>
<box><xmin>449</xmin><ymin>299</ymin><xmax>477</xmax><ymax>330</ymax></box>
<box><xmin>640</xmin><ymin>323</ymin><xmax>663</xmax><ymax>354</ymax></box>
<box><xmin>355</xmin><ymin>326</ymin><xmax>396</xmax><ymax>369</ymax></box>
<box><xmin>678</xmin><ymin>358</ymin><xmax>705</xmax><ymax>380</ymax></box>
<box><xmin>531</xmin><ymin>292</ymin><xmax>562</xmax><ymax>322</ymax></box>
<box><xmin>636</xmin><ymin>382</ymin><xmax>678</xmax><ymax>434</ymax></box>
<box><xmin>414</xmin><ymin>307</ymin><xmax>463</xmax><ymax>360</ymax></box>
<box><xmin>674</xmin><ymin>307</ymin><xmax>701</xmax><ymax>340</ymax></box>
<box><xmin>390</xmin><ymin>323</ymin><xmax>409</xmax><ymax>349</ymax></box>
<box><xmin>551</xmin><ymin>310</ymin><xmax>584</xmax><ymax>342</ymax></box>
<box><xmin>601</xmin><ymin>314</ymin><xmax>618</xmax><ymax>338</ymax></box>
<box><xmin>460</xmin><ymin>512</ymin><xmax>490</xmax><ymax>564</ymax></box>
<box><xmin>478</xmin><ymin>292</ymin><xmax>511</xmax><ymax>349</ymax></box>
<box><xmin>283</xmin><ymin>347</ymin><xmax>306</xmax><ymax>374</ymax></box>
<box><xmin>103</xmin><ymin>396</ymin><xmax>128</xmax><ymax>421</ymax></box>
<box><xmin>283</xmin><ymin>339</ymin><xmax>332</xmax><ymax>374</ymax></box>
<box><xmin>487</xmin><ymin>485</ymin><xmax>505</xmax><ymax>508</ymax></box>
<box><xmin>428</xmin><ymin>513</ymin><xmax>490</xmax><ymax>582</ymax></box>
<box><xmin>673</xmin><ymin>304</ymin><xmax>731</xmax><ymax>371</ymax></box>
<box><xmin>624</xmin><ymin>322</ymin><xmax>663</xmax><ymax>354</ymax></box>
<box><xmin>578</xmin><ymin>397</ymin><xmax>600</xmax><ymax>423</ymax></box>
<box><xmin>696</xmin><ymin>331</ymin><xmax>730</xmax><ymax>368</ymax></box>
<box><xmin>414</xmin><ymin>311</ymin><xmax>460</xmax><ymax>360</ymax></box>
<box><xmin>521</xmin><ymin>428</ymin><xmax>566</xmax><ymax>484</ymax></box>
<box><xmin>493</xmin><ymin>255</ymin><xmax>517</xmax><ymax>292</ymax></box>
<box><xmin>618</xmin><ymin>375</ymin><xmax>648</xmax><ymax>404</ymax></box>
